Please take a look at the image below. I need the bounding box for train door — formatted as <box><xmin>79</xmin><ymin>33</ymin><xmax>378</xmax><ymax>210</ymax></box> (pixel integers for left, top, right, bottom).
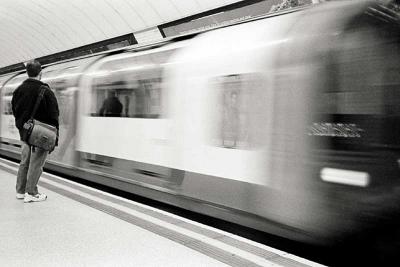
<box><xmin>76</xmin><ymin>45</ymin><xmax>186</xmax><ymax>188</ymax></box>
<box><xmin>165</xmin><ymin>13</ymin><xmax>302</xmax><ymax>222</ymax></box>
<box><xmin>0</xmin><ymin>73</ymin><xmax>27</xmax><ymax>153</ymax></box>
<box><xmin>0</xmin><ymin>73</ymin><xmax>20</xmax><ymax>153</ymax></box>
<box><xmin>40</xmin><ymin>64</ymin><xmax>82</xmax><ymax>167</ymax></box>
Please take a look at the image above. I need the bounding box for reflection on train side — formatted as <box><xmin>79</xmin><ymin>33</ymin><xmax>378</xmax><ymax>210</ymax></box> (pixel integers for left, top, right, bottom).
<box><xmin>211</xmin><ymin>74</ymin><xmax>268</xmax><ymax>150</ymax></box>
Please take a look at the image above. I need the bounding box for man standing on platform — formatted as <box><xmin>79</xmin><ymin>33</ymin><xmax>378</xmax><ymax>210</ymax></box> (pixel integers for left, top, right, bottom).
<box><xmin>11</xmin><ymin>60</ymin><xmax>59</xmax><ymax>203</ymax></box>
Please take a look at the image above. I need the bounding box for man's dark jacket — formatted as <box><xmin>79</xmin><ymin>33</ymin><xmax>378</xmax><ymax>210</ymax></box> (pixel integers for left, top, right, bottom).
<box><xmin>11</xmin><ymin>78</ymin><xmax>59</xmax><ymax>140</ymax></box>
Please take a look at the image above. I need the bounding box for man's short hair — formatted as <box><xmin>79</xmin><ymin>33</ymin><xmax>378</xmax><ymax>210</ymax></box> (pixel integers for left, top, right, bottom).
<box><xmin>26</xmin><ymin>60</ymin><xmax>42</xmax><ymax>77</ymax></box>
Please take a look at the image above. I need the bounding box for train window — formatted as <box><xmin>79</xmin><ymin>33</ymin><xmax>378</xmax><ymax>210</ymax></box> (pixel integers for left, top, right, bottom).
<box><xmin>1</xmin><ymin>74</ymin><xmax>27</xmax><ymax>115</ymax></box>
<box><xmin>0</xmin><ymin>75</ymin><xmax>13</xmax><ymax>115</ymax></box>
<box><xmin>90</xmin><ymin>50</ymin><xmax>171</xmax><ymax>118</ymax></box>
<box><xmin>2</xmin><ymin>92</ymin><xmax>13</xmax><ymax>115</ymax></box>
<box><xmin>211</xmin><ymin>73</ymin><xmax>266</xmax><ymax>149</ymax></box>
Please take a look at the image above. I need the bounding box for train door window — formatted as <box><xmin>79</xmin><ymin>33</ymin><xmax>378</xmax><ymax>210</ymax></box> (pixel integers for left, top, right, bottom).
<box><xmin>49</xmin><ymin>66</ymin><xmax>81</xmax><ymax>125</ymax></box>
<box><xmin>211</xmin><ymin>73</ymin><xmax>266</xmax><ymax>149</ymax></box>
<box><xmin>127</xmin><ymin>77</ymin><xmax>162</xmax><ymax>118</ymax></box>
<box><xmin>90</xmin><ymin>49</ymin><xmax>173</xmax><ymax>118</ymax></box>
<box><xmin>90</xmin><ymin>59</ymin><xmax>125</xmax><ymax>117</ymax></box>
<box><xmin>122</xmin><ymin>52</ymin><xmax>167</xmax><ymax>118</ymax></box>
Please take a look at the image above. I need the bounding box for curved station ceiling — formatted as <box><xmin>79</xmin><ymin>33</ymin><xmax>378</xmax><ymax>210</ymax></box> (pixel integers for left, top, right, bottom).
<box><xmin>0</xmin><ymin>0</ymin><xmax>241</xmax><ymax>68</ymax></box>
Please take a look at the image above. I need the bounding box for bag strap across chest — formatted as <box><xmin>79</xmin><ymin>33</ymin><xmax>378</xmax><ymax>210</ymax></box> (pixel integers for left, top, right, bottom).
<box><xmin>30</xmin><ymin>86</ymin><xmax>46</xmax><ymax>120</ymax></box>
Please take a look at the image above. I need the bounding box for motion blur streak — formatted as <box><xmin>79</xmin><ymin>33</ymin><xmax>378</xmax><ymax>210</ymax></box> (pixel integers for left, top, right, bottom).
<box><xmin>0</xmin><ymin>0</ymin><xmax>399</xmax><ymax>264</ymax></box>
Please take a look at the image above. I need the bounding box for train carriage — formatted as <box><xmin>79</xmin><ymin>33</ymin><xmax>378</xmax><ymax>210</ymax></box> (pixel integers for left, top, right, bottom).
<box><xmin>0</xmin><ymin>1</ymin><xmax>399</xmax><ymax>255</ymax></box>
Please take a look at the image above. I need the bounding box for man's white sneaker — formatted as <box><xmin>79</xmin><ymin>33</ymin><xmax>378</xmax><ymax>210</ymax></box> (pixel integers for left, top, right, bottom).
<box><xmin>16</xmin><ymin>193</ymin><xmax>25</xmax><ymax>199</ymax></box>
<box><xmin>24</xmin><ymin>193</ymin><xmax>47</xmax><ymax>203</ymax></box>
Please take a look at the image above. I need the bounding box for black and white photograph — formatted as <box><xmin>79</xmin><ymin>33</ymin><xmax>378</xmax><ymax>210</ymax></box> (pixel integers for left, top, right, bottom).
<box><xmin>0</xmin><ymin>0</ymin><xmax>399</xmax><ymax>266</ymax></box>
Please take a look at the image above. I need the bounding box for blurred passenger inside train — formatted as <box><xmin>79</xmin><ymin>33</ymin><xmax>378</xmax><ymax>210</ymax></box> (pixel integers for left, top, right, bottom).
<box><xmin>99</xmin><ymin>90</ymin><xmax>123</xmax><ymax>117</ymax></box>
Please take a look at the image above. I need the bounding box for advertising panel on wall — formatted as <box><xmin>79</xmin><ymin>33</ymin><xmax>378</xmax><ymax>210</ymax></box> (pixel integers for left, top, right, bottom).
<box><xmin>159</xmin><ymin>0</ymin><xmax>313</xmax><ymax>37</ymax></box>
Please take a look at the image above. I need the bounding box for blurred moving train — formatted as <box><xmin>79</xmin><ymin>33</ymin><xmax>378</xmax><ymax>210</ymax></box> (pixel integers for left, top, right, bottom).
<box><xmin>1</xmin><ymin>0</ymin><xmax>400</xmax><ymax>254</ymax></box>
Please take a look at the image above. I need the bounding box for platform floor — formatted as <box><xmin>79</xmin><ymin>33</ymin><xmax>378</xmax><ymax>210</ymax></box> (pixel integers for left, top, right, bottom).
<box><xmin>0</xmin><ymin>158</ymin><xmax>325</xmax><ymax>267</ymax></box>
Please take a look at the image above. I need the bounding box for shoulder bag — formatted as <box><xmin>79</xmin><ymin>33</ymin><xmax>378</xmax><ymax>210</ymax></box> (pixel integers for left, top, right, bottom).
<box><xmin>21</xmin><ymin>86</ymin><xmax>57</xmax><ymax>151</ymax></box>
